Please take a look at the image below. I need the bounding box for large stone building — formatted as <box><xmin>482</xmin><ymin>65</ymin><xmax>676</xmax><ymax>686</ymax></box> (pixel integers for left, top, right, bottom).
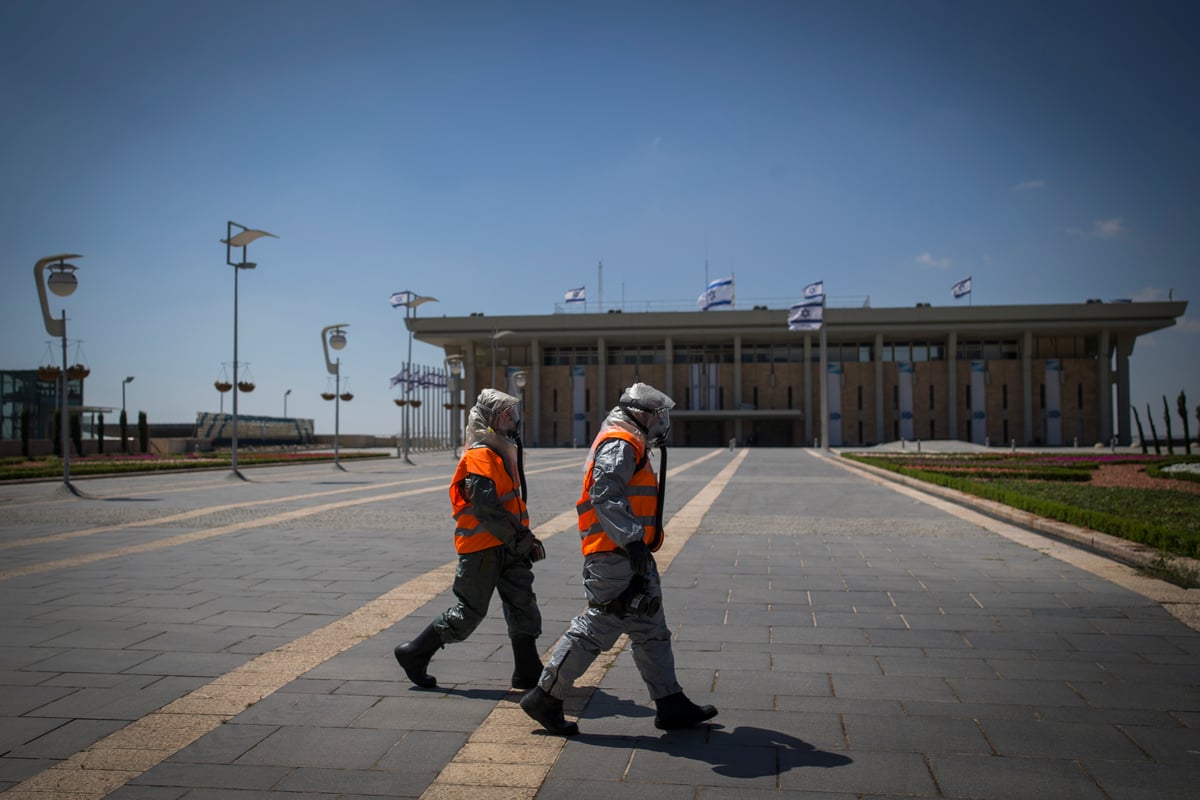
<box><xmin>410</xmin><ymin>300</ymin><xmax>1187</xmax><ymax>449</ymax></box>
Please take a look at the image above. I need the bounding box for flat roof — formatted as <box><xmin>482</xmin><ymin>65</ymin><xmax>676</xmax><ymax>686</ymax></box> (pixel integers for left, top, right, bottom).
<box><xmin>410</xmin><ymin>300</ymin><xmax>1188</xmax><ymax>349</ymax></box>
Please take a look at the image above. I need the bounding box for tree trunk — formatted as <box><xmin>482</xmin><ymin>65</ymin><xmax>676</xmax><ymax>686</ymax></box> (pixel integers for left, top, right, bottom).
<box><xmin>1131</xmin><ymin>405</ymin><xmax>1147</xmax><ymax>454</ymax></box>
<box><xmin>1178</xmin><ymin>391</ymin><xmax>1192</xmax><ymax>455</ymax></box>
<box><xmin>1162</xmin><ymin>396</ymin><xmax>1175</xmax><ymax>456</ymax></box>
<box><xmin>1146</xmin><ymin>403</ymin><xmax>1161</xmax><ymax>455</ymax></box>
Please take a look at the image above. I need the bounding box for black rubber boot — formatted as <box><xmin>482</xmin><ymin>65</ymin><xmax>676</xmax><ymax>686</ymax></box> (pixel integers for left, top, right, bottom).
<box><xmin>653</xmin><ymin>692</ymin><xmax>718</xmax><ymax>730</ymax></box>
<box><xmin>519</xmin><ymin>686</ymin><xmax>579</xmax><ymax>736</ymax></box>
<box><xmin>393</xmin><ymin>623</ymin><xmax>444</xmax><ymax>689</ymax></box>
<box><xmin>510</xmin><ymin>635</ymin><xmax>543</xmax><ymax>690</ymax></box>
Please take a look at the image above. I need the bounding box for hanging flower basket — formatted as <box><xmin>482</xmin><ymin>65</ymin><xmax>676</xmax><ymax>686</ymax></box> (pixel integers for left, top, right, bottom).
<box><xmin>409</xmin><ymin>399</ymin><xmax>422</xmax><ymax>408</ymax></box>
<box><xmin>321</xmin><ymin>392</ymin><xmax>336</xmax><ymax>401</ymax></box>
<box><xmin>38</xmin><ymin>366</ymin><xmax>62</xmax><ymax>382</ymax></box>
<box><xmin>237</xmin><ymin>381</ymin><xmax>256</xmax><ymax>392</ymax></box>
<box><xmin>67</xmin><ymin>364</ymin><xmax>90</xmax><ymax>380</ymax></box>
<box><xmin>395</xmin><ymin>399</ymin><xmax>408</xmax><ymax>407</ymax></box>
<box><xmin>339</xmin><ymin>393</ymin><xmax>354</xmax><ymax>402</ymax></box>
<box><xmin>214</xmin><ymin>381</ymin><xmax>233</xmax><ymax>392</ymax></box>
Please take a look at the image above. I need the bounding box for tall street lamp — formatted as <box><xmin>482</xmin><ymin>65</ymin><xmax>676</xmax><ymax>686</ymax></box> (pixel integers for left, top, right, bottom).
<box><xmin>321</xmin><ymin>324</ymin><xmax>349</xmax><ymax>470</ymax></box>
<box><xmin>283</xmin><ymin>388</ymin><xmax>292</xmax><ymax>418</ymax></box>
<box><xmin>122</xmin><ymin>376</ymin><xmax>135</xmax><ymax>453</ymax></box>
<box><xmin>445</xmin><ymin>355</ymin><xmax>464</xmax><ymax>458</ymax></box>
<box><xmin>490</xmin><ymin>329</ymin><xmax>513</xmax><ymax>387</ymax></box>
<box><xmin>33</xmin><ymin>254</ymin><xmax>84</xmax><ymax>494</ymax></box>
<box><xmin>394</xmin><ymin>292</ymin><xmax>438</xmax><ymax>464</ymax></box>
<box><xmin>222</xmin><ymin>221</ymin><xmax>277</xmax><ymax>480</ymax></box>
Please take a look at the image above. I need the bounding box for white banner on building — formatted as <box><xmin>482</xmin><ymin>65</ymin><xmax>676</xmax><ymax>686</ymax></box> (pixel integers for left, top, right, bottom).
<box><xmin>970</xmin><ymin>360</ymin><xmax>987</xmax><ymax>444</ymax></box>
<box><xmin>1045</xmin><ymin>359</ymin><xmax>1062</xmax><ymax>446</ymax></box>
<box><xmin>827</xmin><ymin>362</ymin><xmax>843</xmax><ymax>447</ymax></box>
<box><xmin>571</xmin><ymin>365</ymin><xmax>588</xmax><ymax>446</ymax></box>
<box><xmin>898</xmin><ymin>362</ymin><xmax>914</xmax><ymax>441</ymax></box>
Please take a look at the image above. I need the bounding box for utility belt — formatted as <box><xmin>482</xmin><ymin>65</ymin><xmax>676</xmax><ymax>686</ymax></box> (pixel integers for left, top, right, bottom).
<box><xmin>588</xmin><ymin>575</ymin><xmax>662</xmax><ymax>619</ymax></box>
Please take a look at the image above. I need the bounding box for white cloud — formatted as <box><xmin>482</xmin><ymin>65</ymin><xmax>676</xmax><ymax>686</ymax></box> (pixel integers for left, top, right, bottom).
<box><xmin>1012</xmin><ymin>179</ymin><xmax>1046</xmax><ymax>191</ymax></box>
<box><xmin>915</xmin><ymin>252</ymin><xmax>951</xmax><ymax>269</ymax></box>
<box><xmin>1068</xmin><ymin>217</ymin><xmax>1124</xmax><ymax>239</ymax></box>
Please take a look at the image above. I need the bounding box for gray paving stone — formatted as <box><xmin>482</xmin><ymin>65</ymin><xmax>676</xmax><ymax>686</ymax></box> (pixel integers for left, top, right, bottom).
<box><xmin>842</xmin><ymin>713</ymin><xmax>993</xmax><ymax>755</ymax></box>
<box><xmin>235</xmin><ymin>726</ymin><xmax>404</xmax><ymax>769</ymax></box>
<box><xmin>929</xmin><ymin>753</ymin><xmax>1107</xmax><ymax>799</ymax></box>
<box><xmin>979</xmin><ymin>718</ymin><xmax>1149</xmax><ymax>761</ymax></box>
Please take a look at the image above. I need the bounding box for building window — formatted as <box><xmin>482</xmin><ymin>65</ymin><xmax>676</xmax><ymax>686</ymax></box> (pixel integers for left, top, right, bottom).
<box><xmin>965</xmin><ymin>384</ymin><xmax>971</xmax><ymax>408</ymax></box>
<box><xmin>753</xmin><ymin>386</ymin><xmax>759</xmax><ymax>408</ymax></box>
<box><xmin>857</xmin><ymin>385</ymin><xmax>863</xmax><ymax>411</ymax></box>
<box><xmin>552</xmin><ymin>389</ymin><xmax>557</xmax><ymax>413</ymax></box>
<box><xmin>930</xmin><ymin>420</ymin><xmax>935</xmax><ymax>439</ymax></box>
<box><xmin>859</xmin><ymin>420</ymin><xmax>864</xmax><ymax>443</ymax></box>
<box><xmin>929</xmin><ymin>384</ymin><xmax>935</xmax><ymax>410</ymax></box>
<box><xmin>1077</xmin><ymin>383</ymin><xmax>1083</xmax><ymax>409</ymax></box>
<box><xmin>1040</xmin><ymin>383</ymin><xmax>1046</xmax><ymax>409</ymax></box>
<box><xmin>1003</xmin><ymin>419</ymin><xmax>1009</xmax><ymax>443</ymax></box>
<box><xmin>1002</xmin><ymin>384</ymin><xmax>1008</xmax><ymax>410</ymax></box>
<box><xmin>892</xmin><ymin>385</ymin><xmax>898</xmax><ymax>410</ymax></box>
<box><xmin>787</xmin><ymin>385</ymin><xmax>793</xmax><ymax>410</ymax></box>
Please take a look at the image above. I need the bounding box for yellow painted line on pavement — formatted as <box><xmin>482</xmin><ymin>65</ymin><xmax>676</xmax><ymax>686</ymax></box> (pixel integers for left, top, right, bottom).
<box><xmin>0</xmin><ymin>449</ymin><xmax>730</xmax><ymax>800</ymax></box>
<box><xmin>418</xmin><ymin>448</ymin><xmax>748</xmax><ymax>800</ymax></box>
<box><xmin>0</xmin><ymin>475</ymin><xmax>443</xmax><ymax>551</ymax></box>
<box><xmin>0</xmin><ymin>462</ymin><xmax>566</xmax><ymax>580</ymax></box>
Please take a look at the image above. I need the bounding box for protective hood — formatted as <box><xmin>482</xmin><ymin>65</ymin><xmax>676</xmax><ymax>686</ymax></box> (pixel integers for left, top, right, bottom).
<box><xmin>464</xmin><ymin>389</ymin><xmax>522</xmax><ymax>475</ymax></box>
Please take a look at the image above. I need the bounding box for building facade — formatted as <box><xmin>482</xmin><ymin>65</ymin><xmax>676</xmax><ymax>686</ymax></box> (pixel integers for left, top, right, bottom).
<box><xmin>412</xmin><ymin>300</ymin><xmax>1186</xmax><ymax>449</ymax></box>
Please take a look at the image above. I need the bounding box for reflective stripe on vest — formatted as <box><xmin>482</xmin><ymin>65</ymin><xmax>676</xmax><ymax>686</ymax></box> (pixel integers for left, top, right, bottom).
<box><xmin>576</xmin><ymin>427</ymin><xmax>660</xmax><ymax>555</ymax></box>
<box><xmin>450</xmin><ymin>445</ymin><xmax>529</xmax><ymax>554</ymax></box>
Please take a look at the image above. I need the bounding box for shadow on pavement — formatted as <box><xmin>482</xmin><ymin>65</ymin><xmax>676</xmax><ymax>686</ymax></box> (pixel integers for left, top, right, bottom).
<box><xmin>577</xmin><ymin>723</ymin><xmax>853</xmax><ymax>779</ymax></box>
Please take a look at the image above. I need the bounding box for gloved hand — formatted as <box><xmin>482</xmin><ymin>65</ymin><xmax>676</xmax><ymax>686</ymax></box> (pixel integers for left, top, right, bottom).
<box><xmin>513</xmin><ymin>529</ymin><xmax>546</xmax><ymax>562</ymax></box>
<box><xmin>624</xmin><ymin>540</ymin><xmax>649</xmax><ymax>576</ymax></box>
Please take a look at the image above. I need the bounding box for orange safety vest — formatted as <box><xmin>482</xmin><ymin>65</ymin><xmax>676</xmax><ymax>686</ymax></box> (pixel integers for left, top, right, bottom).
<box><xmin>450</xmin><ymin>445</ymin><xmax>529</xmax><ymax>554</ymax></box>
<box><xmin>576</xmin><ymin>427</ymin><xmax>662</xmax><ymax>555</ymax></box>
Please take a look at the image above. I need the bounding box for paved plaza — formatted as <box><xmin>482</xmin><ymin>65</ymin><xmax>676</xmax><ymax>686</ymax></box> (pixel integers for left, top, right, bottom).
<box><xmin>0</xmin><ymin>447</ymin><xmax>1198</xmax><ymax>799</ymax></box>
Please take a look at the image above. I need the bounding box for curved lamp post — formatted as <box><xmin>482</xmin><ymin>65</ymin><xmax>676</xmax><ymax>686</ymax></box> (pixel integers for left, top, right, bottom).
<box><xmin>445</xmin><ymin>355</ymin><xmax>464</xmax><ymax>458</ymax></box>
<box><xmin>397</xmin><ymin>292</ymin><xmax>438</xmax><ymax>464</ymax></box>
<box><xmin>321</xmin><ymin>324</ymin><xmax>349</xmax><ymax>469</ymax></box>
<box><xmin>221</xmin><ymin>221</ymin><xmax>277</xmax><ymax>480</ymax></box>
<box><xmin>284</xmin><ymin>388</ymin><xmax>292</xmax><ymax>418</ymax></box>
<box><xmin>34</xmin><ymin>254</ymin><xmax>83</xmax><ymax>493</ymax></box>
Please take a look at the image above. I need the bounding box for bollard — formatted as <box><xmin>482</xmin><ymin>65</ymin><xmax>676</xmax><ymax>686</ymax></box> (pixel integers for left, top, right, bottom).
<box><xmin>815</xmin><ymin>436</ymin><xmax>821</xmax><ymax>449</ymax></box>
<box><xmin>985</xmin><ymin>436</ymin><xmax>990</xmax><ymax>448</ymax></box>
<box><xmin>1073</xmin><ymin>437</ymin><xmax>1078</xmax><ymax>448</ymax></box>
<box><xmin>901</xmin><ymin>439</ymin><xmax>906</xmax><ymax>449</ymax></box>
<box><xmin>1011</xmin><ymin>439</ymin><xmax>1016</xmax><ymax>453</ymax></box>
<box><xmin>916</xmin><ymin>439</ymin><xmax>921</xmax><ymax>452</ymax></box>
<box><xmin>729</xmin><ymin>438</ymin><xmax>736</xmax><ymax>452</ymax></box>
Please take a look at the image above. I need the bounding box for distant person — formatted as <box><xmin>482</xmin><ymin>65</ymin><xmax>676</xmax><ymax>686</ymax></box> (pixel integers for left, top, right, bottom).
<box><xmin>521</xmin><ymin>382</ymin><xmax>717</xmax><ymax>735</ymax></box>
<box><xmin>394</xmin><ymin>389</ymin><xmax>546</xmax><ymax>690</ymax></box>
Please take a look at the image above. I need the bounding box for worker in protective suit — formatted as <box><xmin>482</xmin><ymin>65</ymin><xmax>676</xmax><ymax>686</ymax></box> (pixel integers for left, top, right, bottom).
<box><xmin>520</xmin><ymin>382</ymin><xmax>717</xmax><ymax>735</ymax></box>
<box><xmin>394</xmin><ymin>388</ymin><xmax>546</xmax><ymax>690</ymax></box>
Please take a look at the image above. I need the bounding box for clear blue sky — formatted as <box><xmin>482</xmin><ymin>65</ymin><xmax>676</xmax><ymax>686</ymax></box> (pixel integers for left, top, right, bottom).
<box><xmin>3</xmin><ymin>0</ymin><xmax>1197</xmax><ymax>438</ymax></box>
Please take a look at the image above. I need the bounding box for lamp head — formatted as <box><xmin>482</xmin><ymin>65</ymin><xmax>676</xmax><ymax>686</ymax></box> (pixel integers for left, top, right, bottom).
<box><xmin>47</xmin><ymin>262</ymin><xmax>79</xmax><ymax>297</ymax></box>
<box><xmin>329</xmin><ymin>330</ymin><xmax>347</xmax><ymax>350</ymax></box>
<box><xmin>124</xmin><ymin>376</ymin><xmax>135</xmax><ymax>384</ymax></box>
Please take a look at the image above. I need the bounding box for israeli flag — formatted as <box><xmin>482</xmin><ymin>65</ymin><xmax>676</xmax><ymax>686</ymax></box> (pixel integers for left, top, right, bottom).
<box><xmin>564</xmin><ymin>286</ymin><xmax>586</xmax><ymax>303</ymax></box>
<box><xmin>788</xmin><ymin>299</ymin><xmax>824</xmax><ymax>331</ymax></box>
<box><xmin>698</xmin><ymin>276</ymin><xmax>734</xmax><ymax>310</ymax></box>
<box><xmin>803</xmin><ymin>280</ymin><xmax>824</xmax><ymax>299</ymax></box>
<box><xmin>951</xmin><ymin>277</ymin><xmax>972</xmax><ymax>299</ymax></box>
<box><xmin>389</xmin><ymin>290</ymin><xmax>416</xmax><ymax>308</ymax></box>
